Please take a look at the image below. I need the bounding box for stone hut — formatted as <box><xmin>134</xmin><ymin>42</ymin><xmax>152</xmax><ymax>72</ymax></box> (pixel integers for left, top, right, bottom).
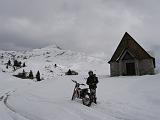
<box><xmin>108</xmin><ymin>32</ymin><xmax>155</xmax><ymax>76</ymax></box>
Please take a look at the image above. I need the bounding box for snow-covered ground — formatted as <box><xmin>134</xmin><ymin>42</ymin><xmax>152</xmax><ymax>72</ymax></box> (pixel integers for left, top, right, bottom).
<box><xmin>0</xmin><ymin>45</ymin><xmax>160</xmax><ymax>120</ymax></box>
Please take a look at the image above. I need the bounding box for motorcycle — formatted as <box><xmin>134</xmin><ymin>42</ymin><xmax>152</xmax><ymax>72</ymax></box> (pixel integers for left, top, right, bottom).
<box><xmin>71</xmin><ymin>80</ymin><xmax>92</xmax><ymax>106</ymax></box>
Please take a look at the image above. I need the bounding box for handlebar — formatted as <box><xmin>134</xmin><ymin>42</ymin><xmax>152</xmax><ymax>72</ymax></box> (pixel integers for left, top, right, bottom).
<box><xmin>71</xmin><ymin>80</ymin><xmax>85</xmax><ymax>86</ymax></box>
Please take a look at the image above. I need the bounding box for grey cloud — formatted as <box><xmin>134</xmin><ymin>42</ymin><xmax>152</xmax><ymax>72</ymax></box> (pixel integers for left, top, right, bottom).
<box><xmin>0</xmin><ymin>0</ymin><xmax>160</xmax><ymax>57</ymax></box>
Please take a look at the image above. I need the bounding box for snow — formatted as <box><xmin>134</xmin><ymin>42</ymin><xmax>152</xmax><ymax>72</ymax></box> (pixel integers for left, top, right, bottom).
<box><xmin>0</xmin><ymin>45</ymin><xmax>160</xmax><ymax>120</ymax></box>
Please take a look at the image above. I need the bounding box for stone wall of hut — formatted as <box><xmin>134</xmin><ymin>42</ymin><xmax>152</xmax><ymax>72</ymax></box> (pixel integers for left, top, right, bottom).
<box><xmin>139</xmin><ymin>59</ymin><xmax>155</xmax><ymax>75</ymax></box>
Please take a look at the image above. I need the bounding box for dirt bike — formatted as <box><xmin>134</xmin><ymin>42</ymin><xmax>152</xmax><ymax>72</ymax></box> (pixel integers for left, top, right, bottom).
<box><xmin>71</xmin><ymin>80</ymin><xmax>92</xmax><ymax>106</ymax></box>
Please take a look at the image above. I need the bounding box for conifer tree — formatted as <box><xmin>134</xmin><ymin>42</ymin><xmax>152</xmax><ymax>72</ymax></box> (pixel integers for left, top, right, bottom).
<box><xmin>36</xmin><ymin>71</ymin><xmax>41</xmax><ymax>81</ymax></box>
<box><xmin>6</xmin><ymin>64</ymin><xmax>8</xmax><ymax>69</ymax></box>
<box><xmin>8</xmin><ymin>60</ymin><xmax>11</xmax><ymax>66</ymax></box>
<box><xmin>68</xmin><ymin>69</ymin><xmax>72</xmax><ymax>75</ymax></box>
<box><xmin>14</xmin><ymin>60</ymin><xmax>19</xmax><ymax>67</ymax></box>
<box><xmin>29</xmin><ymin>70</ymin><xmax>34</xmax><ymax>79</ymax></box>
<box><xmin>23</xmin><ymin>62</ymin><xmax>26</xmax><ymax>67</ymax></box>
<box><xmin>14</xmin><ymin>60</ymin><xmax>17</xmax><ymax>66</ymax></box>
<box><xmin>22</xmin><ymin>69</ymin><xmax>26</xmax><ymax>78</ymax></box>
<box><xmin>19</xmin><ymin>61</ymin><xmax>22</xmax><ymax>67</ymax></box>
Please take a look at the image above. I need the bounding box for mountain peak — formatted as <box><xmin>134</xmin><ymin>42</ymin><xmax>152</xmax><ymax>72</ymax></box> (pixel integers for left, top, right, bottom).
<box><xmin>41</xmin><ymin>44</ymin><xmax>62</xmax><ymax>50</ymax></box>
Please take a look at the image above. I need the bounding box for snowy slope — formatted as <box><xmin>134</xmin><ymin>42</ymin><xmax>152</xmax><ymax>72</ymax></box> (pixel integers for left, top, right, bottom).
<box><xmin>0</xmin><ymin>45</ymin><xmax>160</xmax><ymax>120</ymax></box>
<box><xmin>0</xmin><ymin>72</ymin><xmax>36</xmax><ymax>120</ymax></box>
<box><xmin>0</xmin><ymin>45</ymin><xmax>109</xmax><ymax>79</ymax></box>
<box><xmin>0</xmin><ymin>72</ymin><xmax>160</xmax><ymax>120</ymax></box>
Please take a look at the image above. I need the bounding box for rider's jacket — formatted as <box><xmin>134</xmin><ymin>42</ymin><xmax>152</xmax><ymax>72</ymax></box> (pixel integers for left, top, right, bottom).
<box><xmin>86</xmin><ymin>75</ymin><xmax>98</xmax><ymax>89</ymax></box>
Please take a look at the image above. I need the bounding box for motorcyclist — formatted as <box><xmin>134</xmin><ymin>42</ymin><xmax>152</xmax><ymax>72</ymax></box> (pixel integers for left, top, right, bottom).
<box><xmin>86</xmin><ymin>71</ymin><xmax>99</xmax><ymax>104</ymax></box>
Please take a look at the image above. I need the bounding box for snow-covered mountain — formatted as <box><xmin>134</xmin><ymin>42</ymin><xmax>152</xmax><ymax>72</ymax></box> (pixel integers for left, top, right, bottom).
<box><xmin>0</xmin><ymin>45</ymin><xmax>109</xmax><ymax>79</ymax></box>
<box><xmin>0</xmin><ymin>45</ymin><xmax>160</xmax><ymax>120</ymax></box>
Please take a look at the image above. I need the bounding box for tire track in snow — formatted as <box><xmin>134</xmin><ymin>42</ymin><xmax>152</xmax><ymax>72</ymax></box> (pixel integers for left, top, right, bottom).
<box><xmin>22</xmin><ymin>92</ymin><xmax>118</xmax><ymax>120</ymax></box>
<box><xmin>0</xmin><ymin>91</ymin><xmax>21</xmax><ymax>120</ymax></box>
<box><xmin>62</xmin><ymin>101</ymin><xmax>119</xmax><ymax>120</ymax></box>
<box><xmin>1</xmin><ymin>89</ymin><xmax>121</xmax><ymax>120</ymax></box>
<box><xmin>8</xmin><ymin>91</ymin><xmax>104</xmax><ymax>120</ymax></box>
<box><xmin>15</xmin><ymin>93</ymin><xmax>86</xmax><ymax>120</ymax></box>
<box><xmin>1</xmin><ymin>91</ymin><xmax>31</xmax><ymax>120</ymax></box>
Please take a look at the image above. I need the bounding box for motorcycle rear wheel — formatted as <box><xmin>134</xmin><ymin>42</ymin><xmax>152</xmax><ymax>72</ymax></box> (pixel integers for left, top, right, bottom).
<box><xmin>82</xmin><ymin>94</ymin><xmax>91</xmax><ymax>107</ymax></box>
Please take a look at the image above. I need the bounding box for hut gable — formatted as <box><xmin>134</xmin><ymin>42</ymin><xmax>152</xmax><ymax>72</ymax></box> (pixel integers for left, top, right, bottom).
<box><xmin>108</xmin><ymin>32</ymin><xmax>155</xmax><ymax>76</ymax></box>
<box><xmin>121</xmin><ymin>51</ymin><xmax>135</xmax><ymax>61</ymax></box>
<box><xmin>108</xmin><ymin>32</ymin><xmax>154</xmax><ymax>63</ymax></box>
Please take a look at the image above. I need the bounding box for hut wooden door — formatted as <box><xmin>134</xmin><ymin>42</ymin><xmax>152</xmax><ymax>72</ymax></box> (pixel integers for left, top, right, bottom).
<box><xmin>126</xmin><ymin>62</ymin><xmax>136</xmax><ymax>75</ymax></box>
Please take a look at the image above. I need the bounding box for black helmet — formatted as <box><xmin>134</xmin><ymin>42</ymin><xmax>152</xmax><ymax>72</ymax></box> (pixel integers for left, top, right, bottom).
<box><xmin>88</xmin><ymin>71</ymin><xmax>93</xmax><ymax>75</ymax></box>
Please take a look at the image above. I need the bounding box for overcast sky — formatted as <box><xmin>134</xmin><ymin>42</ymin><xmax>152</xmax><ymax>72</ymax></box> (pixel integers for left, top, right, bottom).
<box><xmin>0</xmin><ymin>0</ymin><xmax>160</xmax><ymax>56</ymax></box>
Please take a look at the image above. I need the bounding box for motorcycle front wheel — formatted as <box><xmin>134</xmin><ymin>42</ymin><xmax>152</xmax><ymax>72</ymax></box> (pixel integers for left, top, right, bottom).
<box><xmin>72</xmin><ymin>91</ymin><xmax>78</xmax><ymax>100</ymax></box>
<box><xmin>82</xmin><ymin>94</ymin><xmax>91</xmax><ymax>107</ymax></box>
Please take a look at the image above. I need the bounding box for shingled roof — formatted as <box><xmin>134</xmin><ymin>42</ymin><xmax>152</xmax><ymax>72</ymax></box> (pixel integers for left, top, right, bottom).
<box><xmin>108</xmin><ymin>32</ymin><xmax>155</xmax><ymax>63</ymax></box>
